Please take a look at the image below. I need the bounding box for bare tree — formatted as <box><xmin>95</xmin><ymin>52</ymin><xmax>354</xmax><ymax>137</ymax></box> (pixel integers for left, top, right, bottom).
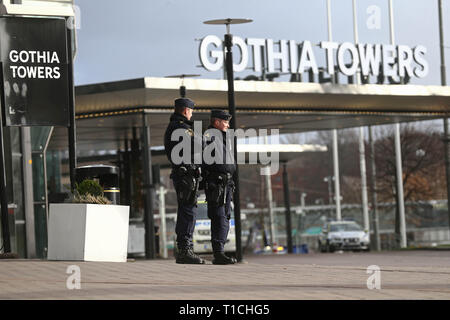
<box><xmin>374</xmin><ymin>123</ymin><xmax>445</xmax><ymax>246</ymax></box>
<box><xmin>374</xmin><ymin>124</ymin><xmax>444</xmax><ymax>202</ymax></box>
<box><xmin>279</xmin><ymin>129</ymin><xmax>366</xmax><ymax>205</ymax></box>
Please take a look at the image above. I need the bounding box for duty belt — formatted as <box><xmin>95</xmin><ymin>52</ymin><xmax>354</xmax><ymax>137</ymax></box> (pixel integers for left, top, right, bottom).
<box><xmin>172</xmin><ymin>165</ymin><xmax>201</xmax><ymax>178</ymax></box>
<box><xmin>207</xmin><ymin>171</ymin><xmax>233</xmax><ymax>184</ymax></box>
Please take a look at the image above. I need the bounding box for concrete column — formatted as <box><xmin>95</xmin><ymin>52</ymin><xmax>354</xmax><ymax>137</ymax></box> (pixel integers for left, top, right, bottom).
<box><xmin>395</xmin><ymin>123</ymin><xmax>407</xmax><ymax>248</ymax></box>
<box><xmin>359</xmin><ymin>127</ymin><xmax>370</xmax><ymax>232</ymax></box>
<box><xmin>264</xmin><ymin>165</ymin><xmax>275</xmax><ymax>247</ymax></box>
<box><xmin>142</xmin><ymin>113</ymin><xmax>156</xmax><ymax>259</ymax></box>
<box><xmin>332</xmin><ymin>129</ymin><xmax>341</xmax><ymax>221</ymax></box>
<box><xmin>368</xmin><ymin>126</ymin><xmax>381</xmax><ymax>251</ymax></box>
<box><xmin>157</xmin><ymin>186</ymin><xmax>168</xmax><ymax>259</ymax></box>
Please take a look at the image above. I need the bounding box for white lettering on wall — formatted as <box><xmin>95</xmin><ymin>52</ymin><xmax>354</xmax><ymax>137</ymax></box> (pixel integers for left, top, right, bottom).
<box><xmin>8</xmin><ymin>50</ymin><xmax>61</xmax><ymax>79</ymax></box>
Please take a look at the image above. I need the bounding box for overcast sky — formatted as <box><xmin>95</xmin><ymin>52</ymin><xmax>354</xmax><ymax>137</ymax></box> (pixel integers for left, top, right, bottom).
<box><xmin>73</xmin><ymin>0</ymin><xmax>449</xmax><ymax>86</ymax></box>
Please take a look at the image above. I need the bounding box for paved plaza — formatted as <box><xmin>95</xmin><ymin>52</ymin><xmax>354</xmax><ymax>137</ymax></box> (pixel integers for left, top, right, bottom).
<box><xmin>0</xmin><ymin>250</ymin><xmax>449</xmax><ymax>300</ymax></box>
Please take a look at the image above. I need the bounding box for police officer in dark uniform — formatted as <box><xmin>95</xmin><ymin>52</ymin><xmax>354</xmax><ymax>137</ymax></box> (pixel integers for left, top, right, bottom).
<box><xmin>202</xmin><ymin>109</ymin><xmax>237</xmax><ymax>265</ymax></box>
<box><xmin>164</xmin><ymin>98</ymin><xmax>205</xmax><ymax>264</ymax></box>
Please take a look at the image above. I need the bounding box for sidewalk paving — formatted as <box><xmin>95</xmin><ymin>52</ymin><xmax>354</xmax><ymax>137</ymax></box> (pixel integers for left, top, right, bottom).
<box><xmin>0</xmin><ymin>251</ymin><xmax>449</xmax><ymax>300</ymax></box>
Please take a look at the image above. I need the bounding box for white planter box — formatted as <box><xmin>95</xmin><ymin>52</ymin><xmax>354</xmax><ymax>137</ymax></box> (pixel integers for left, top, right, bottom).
<box><xmin>47</xmin><ymin>203</ymin><xmax>130</xmax><ymax>262</ymax></box>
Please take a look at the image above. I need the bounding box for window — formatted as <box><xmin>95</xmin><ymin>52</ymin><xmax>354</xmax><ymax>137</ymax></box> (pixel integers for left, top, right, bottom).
<box><xmin>330</xmin><ymin>223</ymin><xmax>362</xmax><ymax>232</ymax></box>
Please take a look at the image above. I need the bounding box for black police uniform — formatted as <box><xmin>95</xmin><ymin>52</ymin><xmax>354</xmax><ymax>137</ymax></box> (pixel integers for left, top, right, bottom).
<box><xmin>164</xmin><ymin>98</ymin><xmax>204</xmax><ymax>264</ymax></box>
<box><xmin>202</xmin><ymin>109</ymin><xmax>237</xmax><ymax>264</ymax></box>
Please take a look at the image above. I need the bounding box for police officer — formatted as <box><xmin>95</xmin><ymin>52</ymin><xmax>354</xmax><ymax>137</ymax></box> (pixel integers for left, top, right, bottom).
<box><xmin>164</xmin><ymin>98</ymin><xmax>205</xmax><ymax>264</ymax></box>
<box><xmin>202</xmin><ymin>109</ymin><xmax>237</xmax><ymax>265</ymax></box>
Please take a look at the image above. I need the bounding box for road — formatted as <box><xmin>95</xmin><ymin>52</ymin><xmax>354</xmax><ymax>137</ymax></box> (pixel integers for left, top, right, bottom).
<box><xmin>0</xmin><ymin>250</ymin><xmax>449</xmax><ymax>300</ymax></box>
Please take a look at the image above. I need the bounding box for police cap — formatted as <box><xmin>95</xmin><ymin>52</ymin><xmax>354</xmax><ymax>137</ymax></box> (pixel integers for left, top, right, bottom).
<box><xmin>174</xmin><ymin>98</ymin><xmax>195</xmax><ymax>109</ymax></box>
<box><xmin>211</xmin><ymin>109</ymin><xmax>232</xmax><ymax>121</ymax></box>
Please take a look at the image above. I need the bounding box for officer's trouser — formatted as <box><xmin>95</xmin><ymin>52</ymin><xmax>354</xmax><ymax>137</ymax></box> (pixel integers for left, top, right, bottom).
<box><xmin>207</xmin><ymin>182</ymin><xmax>233</xmax><ymax>253</ymax></box>
<box><xmin>172</xmin><ymin>175</ymin><xmax>197</xmax><ymax>249</ymax></box>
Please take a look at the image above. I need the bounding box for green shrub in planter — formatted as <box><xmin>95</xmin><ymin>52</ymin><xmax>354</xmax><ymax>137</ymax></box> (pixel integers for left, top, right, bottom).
<box><xmin>74</xmin><ymin>179</ymin><xmax>111</xmax><ymax>205</ymax></box>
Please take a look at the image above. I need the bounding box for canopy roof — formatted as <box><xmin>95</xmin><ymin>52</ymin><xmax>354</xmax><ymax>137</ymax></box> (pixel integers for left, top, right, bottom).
<box><xmin>49</xmin><ymin>77</ymin><xmax>450</xmax><ymax>152</ymax></box>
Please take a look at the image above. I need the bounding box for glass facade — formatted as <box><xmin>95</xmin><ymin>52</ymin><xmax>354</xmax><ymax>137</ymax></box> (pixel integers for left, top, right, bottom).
<box><xmin>31</xmin><ymin>127</ymin><xmax>53</xmax><ymax>258</ymax></box>
<box><xmin>1</xmin><ymin>127</ymin><xmax>24</xmax><ymax>256</ymax></box>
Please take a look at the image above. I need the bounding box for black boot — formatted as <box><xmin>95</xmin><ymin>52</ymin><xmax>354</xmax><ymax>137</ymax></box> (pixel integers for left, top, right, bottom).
<box><xmin>212</xmin><ymin>252</ymin><xmax>237</xmax><ymax>265</ymax></box>
<box><xmin>176</xmin><ymin>247</ymin><xmax>205</xmax><ymax>264</ymax></box>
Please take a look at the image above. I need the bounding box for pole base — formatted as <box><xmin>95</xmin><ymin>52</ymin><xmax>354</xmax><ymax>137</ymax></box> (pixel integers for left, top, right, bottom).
<box><xmin>0</xmin><ymin>252</ymin><xmax>19</xmax><ymax>259</ymax></box>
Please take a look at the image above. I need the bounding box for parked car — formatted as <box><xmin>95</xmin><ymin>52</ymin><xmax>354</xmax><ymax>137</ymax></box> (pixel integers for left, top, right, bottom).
<box><xmin>192</xmin><ymin>200</ymin><xmax>236</xmax><ymax>255</ymax></box>
<box><xmin>318</xmin><ymin>220</ymin><xmax>370</xmax><ymax>252</ymax></box>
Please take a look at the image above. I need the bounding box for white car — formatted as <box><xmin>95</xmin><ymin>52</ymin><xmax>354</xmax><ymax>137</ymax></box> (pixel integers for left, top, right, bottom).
<box><xmin>318</xmin><ymin>221</ymin><xmax>370</xmax><ymax>252</ymax></box>
<box><xmin>192</xmin><ymin>200</ymin><xmax>236</xmax><ymax>255</ymax></box>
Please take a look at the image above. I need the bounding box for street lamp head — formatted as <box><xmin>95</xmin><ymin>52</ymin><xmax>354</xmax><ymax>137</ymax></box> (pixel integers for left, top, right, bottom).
<box><xmin>203</xmin><ymin>18</ymin><xmax>253</xmax><ymax>34</ymax></box>
<box><xmin>203</xmin><ymin>18</ymin><xmax>253</xmax><ymax>25</ymax></box>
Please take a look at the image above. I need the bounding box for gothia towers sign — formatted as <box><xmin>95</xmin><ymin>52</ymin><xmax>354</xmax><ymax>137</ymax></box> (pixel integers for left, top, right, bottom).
<box><xmin>199</xmin><ymin>36</ymin><xmax>428</xmax><ymax>79</ymax></box>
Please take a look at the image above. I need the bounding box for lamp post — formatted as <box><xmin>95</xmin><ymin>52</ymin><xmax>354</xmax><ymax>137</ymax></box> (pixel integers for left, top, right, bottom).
<box><xmin>388</xmin><ymin>0</ymin><xmax>407</xmax><ymax>249</ymax></box>
<box><xmin>351</xmin><ymin>0</ymin><xmax>370</xmax><ymax>234</ymax></box>
<box><xmin>325</xmin><ymin>0</ymin><xmax>342</xmax><ymax>222</ymax></box>
<box><xmin>203</xmin><ymin>18</ymin><xmax>252</xmax><ymax>262</ymax></box>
